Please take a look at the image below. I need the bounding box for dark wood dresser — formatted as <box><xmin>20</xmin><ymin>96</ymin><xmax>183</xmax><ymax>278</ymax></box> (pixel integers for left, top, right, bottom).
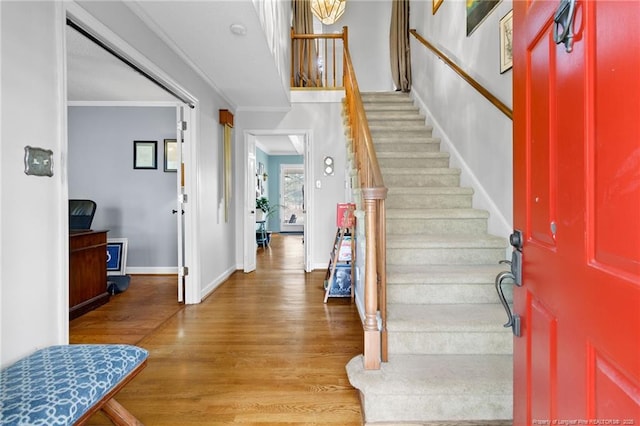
<box><xmin>69</xmin><ymin>230</ymin><xmax>110</xmax><ymax>319</ymax></box>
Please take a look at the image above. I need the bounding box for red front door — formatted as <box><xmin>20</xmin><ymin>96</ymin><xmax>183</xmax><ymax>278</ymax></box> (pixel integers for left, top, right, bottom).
<box><xmin>513</xmin><ymin>0</ymin><xmax>640</xmax><ymax>423</ymax></box>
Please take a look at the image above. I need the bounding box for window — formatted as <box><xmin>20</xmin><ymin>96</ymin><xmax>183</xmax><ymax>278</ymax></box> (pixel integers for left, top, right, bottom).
<box><xmin>280</xmin><ymin>165</ymin><xmax>304</xmax><ymax>232</ymax></box>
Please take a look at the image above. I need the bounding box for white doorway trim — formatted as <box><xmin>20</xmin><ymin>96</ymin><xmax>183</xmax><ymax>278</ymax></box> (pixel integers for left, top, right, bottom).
<box><xmin>243</xmin><ymin>130</ymin><xmax>313</xmax><ymax>272</ymax></box>
<box><xmin>64</xmin><ymin>3</ymin><xmax>202</xmax><ymax>304</ymax></box>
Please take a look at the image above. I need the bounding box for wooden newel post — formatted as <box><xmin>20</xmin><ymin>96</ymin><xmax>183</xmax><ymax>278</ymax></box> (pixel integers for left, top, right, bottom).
<box><xmin>362</xmin><ymin>187</ymin><xmax>387</xmax><ymax>370</ymax></box>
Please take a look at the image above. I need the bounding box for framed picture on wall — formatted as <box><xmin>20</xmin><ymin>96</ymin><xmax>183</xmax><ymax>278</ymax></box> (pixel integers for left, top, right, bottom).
<box><xmin>499</xmin><ymin>9</ymin><xmax>513</xmax><ymax>73</ymax></box>
<box><xmin>467</xmin><ymin>0</ymin><xmax>501</xmax><ymax>37</ymax></box>
<box><xmin>107</xmin><ymin>238</ymin><xmax>128</xmax><ymax>276</ymax></box>
<box><xmin>164</xmin><ymin>139</ymin><xmax>178</xmax><ymax>172</ymax></box>
<box><xmin>133</xmin><ymin>140</ymin><xmax>157</xmax><ymax>169</ymax></box>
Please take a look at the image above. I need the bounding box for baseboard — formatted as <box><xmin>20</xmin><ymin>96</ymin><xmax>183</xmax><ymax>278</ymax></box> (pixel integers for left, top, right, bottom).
<box><xmin>312</xmin><ymin>262</ymin><xmax>330</xmax><ymax>271</ymax></box>
<box><xmin>126</xmin><ymin>267</ymin><xmax>177</xmax><ymax>275</ymax></box>
<box><xmin>200</xmin><ymin>265</ymin><xmax>236</xmax><ymax>300</ymax></box>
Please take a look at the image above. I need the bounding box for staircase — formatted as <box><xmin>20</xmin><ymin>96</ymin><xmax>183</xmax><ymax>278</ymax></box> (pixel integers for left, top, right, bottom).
<box><xmin>345</xmin><ymin>92</ymin><xmax>513</xmax><ymax>424</ymax></box>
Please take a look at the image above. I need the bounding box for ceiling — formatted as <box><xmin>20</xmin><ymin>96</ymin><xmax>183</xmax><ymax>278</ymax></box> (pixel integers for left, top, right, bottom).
<box><xmin>67</xmin><ymin>1</ymin><xmax>299</xmax><ymax>154</ymax></box>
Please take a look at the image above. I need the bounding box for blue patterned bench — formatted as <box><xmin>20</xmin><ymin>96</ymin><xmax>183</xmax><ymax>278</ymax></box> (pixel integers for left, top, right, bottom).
<box><xmin>0</xmin><ymin>344</ymin><xmax>148</xmax><ymax>425</ymax></box>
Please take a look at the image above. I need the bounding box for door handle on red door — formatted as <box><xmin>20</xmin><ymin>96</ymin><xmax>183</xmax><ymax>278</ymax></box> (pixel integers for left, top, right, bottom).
<box><xmin>495</xmin><ymin>230</ymin><xmax>524</xmax><ymax>337</ymax></box>
<box><xmin>496</xmin><ymin>269</ymin><xmax>521</xmax><ymax>337</ymax></box>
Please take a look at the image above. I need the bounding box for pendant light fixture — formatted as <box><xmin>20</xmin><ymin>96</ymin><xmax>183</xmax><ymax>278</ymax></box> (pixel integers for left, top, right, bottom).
<box><xmin>310</xmin><ymin>0</ymin><xmax>347</xmax><ymax>25</ymax></box>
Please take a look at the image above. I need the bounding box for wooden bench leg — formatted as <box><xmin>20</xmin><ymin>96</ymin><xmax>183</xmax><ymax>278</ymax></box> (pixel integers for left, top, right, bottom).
<box><xmin>101</xmin><ymin>398</ymin><xmax>144</xmax><ymax>426</ymax></box>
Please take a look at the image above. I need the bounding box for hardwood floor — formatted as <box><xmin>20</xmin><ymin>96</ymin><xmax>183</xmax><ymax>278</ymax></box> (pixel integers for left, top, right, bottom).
<box><xmin>70</xmin><ymin>234</ymin><xmax>364</xmax><ymax>425</ymax></box>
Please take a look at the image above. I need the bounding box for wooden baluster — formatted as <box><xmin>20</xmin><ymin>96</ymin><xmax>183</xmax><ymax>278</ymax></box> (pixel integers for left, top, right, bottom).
<box><xmin>290</xmin><ymin>28</ymin><xmax>295</xmax><ymax>87</ymax></box>
<box><xmin>378</xmin><ymin>198</ymin><xmax>388</xmax><ymax>362</ymax></box>
<box><xmin>331</xmin><ymin>39</ymin><xmax>336</xmax><ymax>88</ymax></box>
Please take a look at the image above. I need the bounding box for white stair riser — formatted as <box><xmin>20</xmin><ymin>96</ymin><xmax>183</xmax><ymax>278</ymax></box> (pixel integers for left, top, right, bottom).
<box><xmin>370</xmin><ymin>122</ymin><xmax>428</xmax><ymax>131</ymax></box>
<box><xmin>364</xmin><ymin>105</ymin><xmax>420</xmax><ymax>113</ymax></box>
<box><xmin>386</xmin><ymin>194</ymin><xmax>472</xmax><ymax>209</ymax></box>
<box><xmin>368</xmin><ymin>112</ymin><xmax>425</xmax><ymax>121</ymax></box>
<box><xmin>378</xmin><ymin>157</ymin><xmax>449</xmax><ymax>168</ymax></box>
<box><xmin>374</xmin><ymin>141</ymin><xmax>441</xmax><ymax>152</ymax></box>
<box><xmin>361</xmin><ymin>393</ymin><xmax>512</xmax><ymax>423</ymax></box>
<box><xmin>384</xmin><ymin>173</ymin><xmax>460</xmax><ymax>187</ymax></box>
<box><xmin>387</xmin><ymin>283</ymin><xmax>501</xmax><ymax>305</ymax></box>
<box><xmin>387</xmin><ymin>217</ymin><xmax>488</xmax><ymax>235</ymax></box>
<box><xmin>387</xmin><ymin>247</ymin><xmax>505</xmax><ymax>265</ymax></box>
<box><xmin>387</xmin><ymin>331</ymin><xmax>513</xmax><ymax>355</ymax></box>
<box><xmin>370</xmin><ymin>129</ymin><xmax>433</xmax><ymax>138</ymax></box>
<box><xmin>362</xmin><ymin>96</ymin><xmax>413</xmax><ymax>103</ymax></box>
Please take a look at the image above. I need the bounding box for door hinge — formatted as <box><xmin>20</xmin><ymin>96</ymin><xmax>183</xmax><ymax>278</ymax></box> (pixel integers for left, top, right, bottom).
<box><xmin>179</xmin><ymin>266</ymin><xmax>189</xmax><ymax>276</ymax></box>
<box><xmin>178</xmin><ymin>121</ymin><xmax>187</xmax><ymax>131</ymax></box>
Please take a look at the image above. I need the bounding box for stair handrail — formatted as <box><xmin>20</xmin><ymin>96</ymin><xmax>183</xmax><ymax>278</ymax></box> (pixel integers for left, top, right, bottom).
<box><xmin>342</xmin><ymin>26</ymin><xmax>388</xmax><ymax>370</ymax></box>
<box><xmin>289</xmin><ymin>26</ymin><xmax>388</xmax><ymax>369</ymax></box>
<box><xmin>410</xmin><ymin>29</ymin><xmax>513</xmax><ymax>120</ymax></box>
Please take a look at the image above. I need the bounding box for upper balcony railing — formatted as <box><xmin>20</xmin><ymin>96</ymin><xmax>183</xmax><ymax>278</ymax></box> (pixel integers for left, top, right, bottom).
<box><xmin>291</xmin><ymin>26</ymin><xmax>387</xmax><ymax>369</ymax></box>
<box><xmin>290</xmin><ymin>28</ymin><xmax>345</xmax><ymax>89</ymax></box>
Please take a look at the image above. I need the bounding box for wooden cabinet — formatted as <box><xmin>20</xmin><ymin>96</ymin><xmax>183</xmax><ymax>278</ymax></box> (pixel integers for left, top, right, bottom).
<box><xmin>69</xmin><ymin>230</ymin><xmax>109</xmax><ymax>319</ymax></box>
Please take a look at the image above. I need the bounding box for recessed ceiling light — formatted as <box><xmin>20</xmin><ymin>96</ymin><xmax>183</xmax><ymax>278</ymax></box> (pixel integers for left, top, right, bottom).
<box><xmin>230</xmin><ymin>23</ymin><xmax>247</xmax><ymax>36</ymax></box>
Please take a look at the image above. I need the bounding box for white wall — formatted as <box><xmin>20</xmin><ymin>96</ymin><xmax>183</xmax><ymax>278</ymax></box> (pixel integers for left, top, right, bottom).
<box><xmin>68</xmin><ymin>106</ymin><xmax>178</xmax><ymax>271</ymax></box>
<box><xmin>1</xmin><ymin>0</ymin><xmax>243</xmax><ymax>364</ymax></box>
<box><xmin>1</xmin><ymin>1</ymin><xmax>68</xmax><ymax>365</ymax></box>
<box><xmin>252</xmin><ymin>0</ymin><xmax>290</xmax><ymax>92</ymax></box>
<box><xmin>410</xmin><ymin>0</ymin><xmax>513</xmax><ymax>237</ymax></box>
<box><xmin>236</xmin><ymin>92</ymin><xmax>348</xmax><ymax>270</ymax></box>
<box><xmin>73</xmin><ymin>1</ymin><xmax>239</xmax><ymax>300</ymax></box>
<box><xmin>324</xmin><ymin>0</ymin><xmax>394</xmax><ymax>92</ymax></box>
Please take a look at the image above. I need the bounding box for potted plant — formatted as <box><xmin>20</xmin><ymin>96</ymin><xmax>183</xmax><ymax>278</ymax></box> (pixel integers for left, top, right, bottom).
<box><xmin>255</xmin><ymin>196</ymin><xmax>276</xmax><ymax>246</ymax></box>
<box><xmin>256</xmin><ymin>197</ymin><xmax>270</xmax><ymax>221</ymax></box>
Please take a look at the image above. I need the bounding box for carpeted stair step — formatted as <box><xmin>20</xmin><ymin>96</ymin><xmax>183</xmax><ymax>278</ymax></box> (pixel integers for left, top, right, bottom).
<box><xmin>366</xmin><ymin>110</ymin><xmax>426</xmax><ymax>123</ymax></box>
<box><xmin>382</xmin><ymin>167</ymin><xmax>461</xmax><ymax>187</ymax></box>
<box><xmin>373</xmin><ymin>136</ymin><xmax>441</xmax><ymax>152</ymax></box>
<box><xmin>377</xmin><ymin>151</ymin><xmax>450</xmax><ymax>168</ymax></box>
<box><xmin>363</xmin><ymin>103</ymin><xmax>420</xmax><ymax>113</ymax></box>
<box><xmin>369</xmin><ymin>122</ymin><xmax>434</xmax><ymax>134</ymax></box>
<box><xmin>386</xmin><ymin>264</ymin><xmax>511</xmax><ymax>305</ymax></box>
<box><xmin>386</xmin><ymin>234</ymin><xmax>507</xmax><ymax>265</ymax></box>
<box><xmin>361</xmin><ymin>92</ymin><xmax>413</xmax><ymax>103</ymax></box>
<box><xmin>386</xmin><ymin>208</ymin><xmax>489</xmax><ymax>235</ymax></box>
<box><xmin>386</xmin><ymin>187</ymin><xmax>474</xmax><ymax>209</ymax></box>
<box><xmin>386</xmin><ymin>303</ymin><xmax>513</xmax><ymax>355</ymax></box>
<box><xmin>346</xmin><ymin>354</ymin><xmax>512</xmax><ymax>423</ymax></box>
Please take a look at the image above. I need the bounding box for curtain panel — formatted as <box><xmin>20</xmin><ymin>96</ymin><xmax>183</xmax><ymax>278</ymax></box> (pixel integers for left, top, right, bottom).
<box><xmin>292</xmin><ymin>0</ymin><xmax>321</xmax><ymax>87</ymax></box>
<box><xmin>390</xmin><ymin>0</ymin><xmax>411</xmax><ymax>92</ymax></box>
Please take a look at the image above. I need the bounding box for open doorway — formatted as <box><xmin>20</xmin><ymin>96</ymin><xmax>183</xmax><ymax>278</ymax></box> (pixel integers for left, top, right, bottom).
<box><xmin>65</xmin><ymin>9</ymin><xmax>198</xmax><ymax>323</ymax></box>
<box><xmin>244</xmin><ymin>131</ymin><xmax>311</xmax><ymax>273</ymax></box>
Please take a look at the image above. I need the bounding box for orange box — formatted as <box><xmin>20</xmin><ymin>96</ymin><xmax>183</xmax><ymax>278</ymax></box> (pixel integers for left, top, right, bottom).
<box><xmin>336</xmin><ymin>203</ymin><xmax>356</xmax><ymax>228</ymax></box>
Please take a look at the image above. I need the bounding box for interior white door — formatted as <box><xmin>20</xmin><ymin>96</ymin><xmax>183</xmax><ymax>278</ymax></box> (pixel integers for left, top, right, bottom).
<box><xmin>303</xmin><ymin>134</ymin><xmax>311</xmax><ymax>272</ymax></box>
<box><xmin>244</xmin><ymin>135</ymin><xmax>257</xmax><ymax>272</ymax></box>
<box><xmin>175</xmin><ymin>106</ymin><xmax>186</xmax><ymax>301</ymax></box>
